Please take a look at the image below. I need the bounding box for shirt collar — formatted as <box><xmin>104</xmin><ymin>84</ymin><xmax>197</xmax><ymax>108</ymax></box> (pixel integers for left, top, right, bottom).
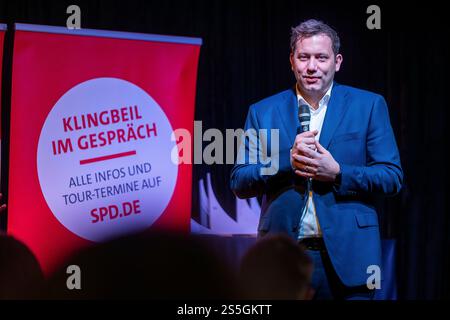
<box><xmin>296</xmin><ymin>82</ymin><xmax>333</xmax><ymax>114</ymax></box>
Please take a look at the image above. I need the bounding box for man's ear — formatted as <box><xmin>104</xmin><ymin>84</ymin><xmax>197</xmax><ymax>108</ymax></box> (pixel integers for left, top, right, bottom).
<box><xmin>335</xmin><ymin>54</ymin><xmax>343</xmax><ymax>72</ymax></box>
<box><xmin>289</xmin><ymin>52</ymin><xmax>294</xmax><ymax>71</ymax></box>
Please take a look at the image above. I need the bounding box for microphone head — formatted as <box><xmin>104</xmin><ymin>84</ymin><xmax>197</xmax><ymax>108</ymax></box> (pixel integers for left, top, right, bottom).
<box><xmin>298</xmin><ymin>104</ymin><xmax>310</xmax><ymax>134</ymax></box>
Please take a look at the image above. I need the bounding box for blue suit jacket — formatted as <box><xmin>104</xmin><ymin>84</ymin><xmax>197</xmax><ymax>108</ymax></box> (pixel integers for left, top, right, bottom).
<box><xmin>230</xmin><ymin>82</ymin><xmax>403</xmax><ymax>287</ymax></box>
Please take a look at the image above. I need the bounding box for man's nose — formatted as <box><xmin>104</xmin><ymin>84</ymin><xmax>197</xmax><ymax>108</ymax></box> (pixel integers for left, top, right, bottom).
<box><xmin>307</xmin><ymin>58</ymin><xmax>317</xmax><ymax>73</ymax></box>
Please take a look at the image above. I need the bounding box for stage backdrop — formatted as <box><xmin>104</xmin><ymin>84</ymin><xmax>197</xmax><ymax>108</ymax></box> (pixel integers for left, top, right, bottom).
<box><xmin>7</xmin><ymin>24</ymin><xmax>201</xmax><ymax>275</ymax></box>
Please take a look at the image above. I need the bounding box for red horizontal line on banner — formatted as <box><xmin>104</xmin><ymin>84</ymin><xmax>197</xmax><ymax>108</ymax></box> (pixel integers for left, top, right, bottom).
<box><xmin>80</xmin><ymin>150</ymin><xmax>136</xmax><ymax>165</ymax></box>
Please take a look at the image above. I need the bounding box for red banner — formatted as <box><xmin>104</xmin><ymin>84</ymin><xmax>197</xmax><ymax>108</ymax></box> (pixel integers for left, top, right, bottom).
<box><xmin>0</xmin><ymin>25</ymin><xmax>6</xmax><ymax>175</ymax></box>
<box><xmin>8</xmin><ymin>24</ymin><xmax>201</xmax><ymax>275</ymax></box>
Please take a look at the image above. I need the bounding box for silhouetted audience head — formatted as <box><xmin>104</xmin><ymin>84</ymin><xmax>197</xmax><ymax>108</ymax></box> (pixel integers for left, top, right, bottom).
<box><xmin>0</xmin><ymin>234</ymin><xmax>44</xmax><ymax>299</ymax></box>
<box><xmin>45</xmin><ymin>232</ymin><xmax>238</xmax><ymax>299</ymax></box>
<box><xmin>238</xmin><ymin>234</ymin><xmax>313</xmax><ymax>299</ymax></box>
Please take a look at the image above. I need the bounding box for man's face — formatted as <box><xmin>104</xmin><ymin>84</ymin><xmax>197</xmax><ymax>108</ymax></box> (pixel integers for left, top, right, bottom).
<box><xmin>290</xmin><ymin>34</ymin><xmax>342</xmax><ymax>97</ymax></box>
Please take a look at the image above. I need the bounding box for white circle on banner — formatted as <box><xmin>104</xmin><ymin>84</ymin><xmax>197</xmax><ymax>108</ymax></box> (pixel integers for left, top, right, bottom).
<box><xmin>37</xmin><ymin>78</ymin><xmax>178</xmax><ymax>242</ymax></box>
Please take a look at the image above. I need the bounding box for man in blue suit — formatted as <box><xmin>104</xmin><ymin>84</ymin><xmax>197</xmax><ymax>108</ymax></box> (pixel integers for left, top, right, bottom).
<box><xmin>230</xmin><ymin>19</ymin><xmax>403</xmax><ymax>299</ymax></box>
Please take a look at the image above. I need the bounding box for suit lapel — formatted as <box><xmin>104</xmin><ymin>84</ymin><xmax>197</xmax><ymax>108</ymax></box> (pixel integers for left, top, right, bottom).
<box><xmin>276</xmin><ymin>86</ymin><xmax>298</xmax><ymax>145</ymax></box>
<box><xmin>319</xmin><ymin>82</ymin><xmax>350</xmax><ymax>149</ymax></box>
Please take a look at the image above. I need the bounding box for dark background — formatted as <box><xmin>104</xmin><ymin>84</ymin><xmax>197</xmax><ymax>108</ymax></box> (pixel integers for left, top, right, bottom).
<box><xmin>0</xmin><ymin>0</ymin><xmax>449</xmax><ymax>299</ymax></box>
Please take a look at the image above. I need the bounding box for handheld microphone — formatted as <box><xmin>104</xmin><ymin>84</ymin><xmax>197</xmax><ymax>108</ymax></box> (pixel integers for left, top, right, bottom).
<box><xmin>297</xmin><ymin>104</ymin><xmax>310</xmax><ymax>134</ymax></box>
<box><xmin>296</xmin><ymin>104</ymin><xmax>314</xmax><ymax>184</ymax></box>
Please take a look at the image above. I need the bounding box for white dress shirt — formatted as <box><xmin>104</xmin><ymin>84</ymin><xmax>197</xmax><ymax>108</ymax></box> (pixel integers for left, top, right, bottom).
<box><xmin>296</xmin><ymin>83</ymin><xmax>333</xmax><ymax>239</ymax></box>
